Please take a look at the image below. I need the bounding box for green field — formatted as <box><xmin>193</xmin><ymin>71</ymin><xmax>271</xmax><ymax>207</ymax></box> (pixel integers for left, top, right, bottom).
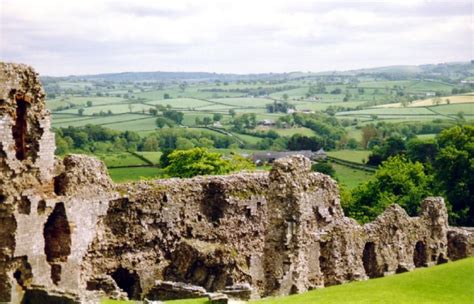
<box><xmin>255</xmin><ymin>257</ymin><xmax>474</xmax><ymax>304</ymax></box>
<box><xmin>47</xmin><ymin>75</ymin><xmax>473</xmax><ymax>170</ymax></box>
<box><xmin>327</xmin><ymin>150</ymin><xmax>371</xmax><ymax>164</ymax></box>
<box><xmin>58</xmin><ymin>103</ymin><xmax>152</xmax><ymax>115</ymax></box>
<box><xmin>145</xmin><ymin>98</ymin><xmax>213</xmax><ymax>108</ymax></box>
<box><xmin>336</xmin><ymin>103</ymin><xmax>474</xmax><ymax>122</ymax></box>
<box><xmin>108</xmin><ymin>167</ymin><xmax>163</xmax><ymax>182</ymax></box>
<box><xmin>101</xmin><ymin>258</ymin><xmax>474</xmax><ymax>304</ymax></box>
<box><xmin>96</xmin><ymin>152</ymin><xmax>149</xmax><ymax>167</ymax></box>
<box><xmin>135</xmin><ymin>151</ymin><xmax>163</xmax><ymax>165</ymax></box>
<box><xmin>270</xmin><ymin>127</ymin><xmax>315</xmax><ymax>137</ymax></box>
<box><xmin>102</xmin><ymin>298</ymin><xmax>208</xmax><ymax>304</ymax></box>
<box><xmin>47</xmin><ymin>96</ymin><xmax>127</xmax><ymax>111</ymax></box>
<box><xmin>209</xmin><ymin>97</ymin><xmax>272</xmax><ymax>107</ymax></box>
<box><xmin>331</xmin><ymin>163</ymin><xmax>373</xmax><ymax>189</ymax></box>
<box><xmin>232</xmin><ymin>132</ymin><xmax>262</xmax><ymax>145</ymax></box>
<box><xmin>433</xmin><ymin>103</ymin><xmax>474</xmax><ymax>115</ymax></box>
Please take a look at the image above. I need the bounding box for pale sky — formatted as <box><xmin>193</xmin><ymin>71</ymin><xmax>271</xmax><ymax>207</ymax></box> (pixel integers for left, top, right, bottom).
<box><xmin>1</xmin><ymin>0</ymin><xmax>472</xmax><ymax>76</ymax></box>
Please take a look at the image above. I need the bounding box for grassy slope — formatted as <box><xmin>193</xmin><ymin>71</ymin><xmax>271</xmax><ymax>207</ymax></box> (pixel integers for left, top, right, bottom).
<box><xmin>331</xmin><ymin>163</ymin><xmax>373</xmax><ymax>189</ymax></box>
<box><xmin>101</xmin><ymin>258</ymin><xmax>474</xmax><ymax>304</ymax></box>
<box><xmin>108</xmin><ymin>167</ymin><xmax>164</xmax><ymax>182</ymax></box>
<box><xmin>135</xmin><ymin>151</ymin><xmax>163</xmax><ymax>165</ymax></box>
<box><xmin>327</xmin><ymin>150</ymin><xmax>371</xmax><ymax>164</ymax></box>
<box><xmin>96</xmin><ymin>152</ymin><xmax>149</xmax><ymax>167</ymax></box>
<box><xmin>102</xmin><ymin>299</ymin><xmax>208</xmax><ymax>304</ymax></box>
<box><xmin>256</xmin><ymin>257</ymin><xmax>474</xmax><ymax>304</ymax></box>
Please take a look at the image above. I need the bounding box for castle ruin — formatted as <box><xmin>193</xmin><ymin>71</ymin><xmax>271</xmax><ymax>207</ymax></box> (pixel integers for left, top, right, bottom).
<box><xmin>0</xmin><ymin>62</ymin><xmax>473</xmax><ymax>303</ymax></box>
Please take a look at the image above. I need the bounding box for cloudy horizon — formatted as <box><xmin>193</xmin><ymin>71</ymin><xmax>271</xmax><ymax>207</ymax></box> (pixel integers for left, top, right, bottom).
<box><xmin>1</xmin><ymin>0</ymin><xmax>472</xmax><ymax>76</ymax></box>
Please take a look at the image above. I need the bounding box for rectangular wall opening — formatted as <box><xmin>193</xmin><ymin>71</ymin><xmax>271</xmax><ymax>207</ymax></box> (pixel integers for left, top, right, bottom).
<box><xmin>13</xmin><ymin>97</ymin><xmax>28</xmax><ymax>160</ymax></box>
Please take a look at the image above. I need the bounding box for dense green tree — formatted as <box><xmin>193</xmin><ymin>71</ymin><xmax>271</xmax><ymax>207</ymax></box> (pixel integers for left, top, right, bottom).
<box><xmin>406</xmin><ymin>138</ymin><xmax>438</xmax><ymax>166</ymax></box>
<box><xmin>165</xmin><ymin>148</ymin><xmax>252</xmax><ymax>178</ymax></box>
<box><xmin>55</xmin><ymin>136</ymin><xmax>71</xmax><ymax>155</ymax></box>
<box><xmin>347</xmin><ymin>138</ymin><xmax>359</xmax><ymax>149</ymax></box>
<box><xmin>197</xmin><ymin>137</ymin><xmax>214</xmax><ymax>148</ymax></box>
<box><xmin>72</xmin><ymin>131</ymin><xmax>89</xmax><ymax>148</ymax></box>
<box><xmin>266</xmin><ymin>101</ymin><xmax>294</xmax><ymax>113</ymax></box>
<box><xmin>232</xmin><ymin>113</ymin><xmax>257</xmax><ymax>131</ymax></box>
<box><xmin>270</xmin><ymin>137</ymin><xmax>289</xmax><ymax>151</ymax></box>
<box><xmin>311</xmin><ymin>162</ymin><xmax>336</xmax><ymax>178</ymax></box>
<box><xmin>287</xmin><ymin>134</ymin><xmax>323</xmax><ymax>151</ymax></box>
<box><xmin>155</xmin><ymin>117</ymin><xmax>168</xmax><ymax>128</ymax></box>
<box><xmin>142</xmin><ymin>136</ymin><xmax>159</xmax><ymax>151</ymax></box>
<box><xmin>367</xmin><ymin>136</ymin><xmax>406</xmax><ymax>166</ymax></box>
<box><xmin>203</xmin><ymin>117</ymin><xmax>212</xmax><ymax>126</ymax></box>
<box><xmin>213</xmin><ymin>113</ymin><xmax>223</xmax><ymax>122</ymax></box>
<box><xmin>175</xmin><ymin>137</ymin><xmax>195</xmax><ymax>150</ymax></box>
<box><xmin>347</xmin><ymin>156</ymin><xmax>434</xmax><ymax>223</ymax></box>
<box><xmin>434</xmin><ymin>125</ymin><xmax>474</xmax><ymax>226</ymax></box>
<box><xmin>163</xmin><ymin>110</ymin><xmax>184</xmax><ymax>124</ymax></box>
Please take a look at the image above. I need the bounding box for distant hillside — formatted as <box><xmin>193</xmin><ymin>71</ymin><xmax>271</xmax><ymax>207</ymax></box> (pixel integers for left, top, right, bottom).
<box><xmin>322</xmin><ymin>62</ymin><xmax>473</xmax><ymax>80</ymax></box>
<box><xmin>41</xmin><ymin>61</ymin><xmax>473</xmax><ymax>83</ymax></box>
<box><xmin>42</xmin><ymin>71</ymin><xmax>295</xmax><ymax>83</ymax></box>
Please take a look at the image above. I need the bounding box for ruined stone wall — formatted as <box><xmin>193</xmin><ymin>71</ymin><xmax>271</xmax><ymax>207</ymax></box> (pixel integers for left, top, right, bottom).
<box><xmin>0</xmin><ymin>63</ymin><xmax>116</xmax><ymax>303</ymax></box>
<box><xmin>81</xmin><ymin>157</ymin><xmax>452</xmax><ymax>300</ymax></box>
<box><xmin>1</xmin><ymin>62</ymin><xmax>473</xmax><ymax>303</ymax></box>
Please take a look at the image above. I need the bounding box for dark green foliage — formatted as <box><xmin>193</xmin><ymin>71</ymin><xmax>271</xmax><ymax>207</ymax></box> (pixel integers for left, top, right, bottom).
<box><xmin>266</xmin><ymin>101</ymin><xmax>294</xmax><ymax>113</ymax></box>
<box><xmin>433</xmin><ymin>125</ymin><xmax>474</xmax><ymax>226</ymax></box>
<box><xmin>311</xmin><ymin>162</ymin><xmax>336</xmax><ymax>178</ymax></box>
<box><xmin>151</xmin><ymin>128</ymin><xmax>238</xmax><ymax>151</ymax></box>
<box><xmin>367</xmin><ymin>136</ymin><xmax>406</xmax><ymax>166</ymax></box>
<box><xmin>54</xmin><ymin>124</ymin><xmax>239</xmax><ymax>155</ymax></box>
<box><xmin>162</xmin><ymin>109</ymin><xmax>184</xmax><ymax>124</ymax></box>
<box><xmin>406</xmin><ymin>138</ymin><xmax>438</xmax><ymax>165</ymax></box>
<box><xmin>346</xmin><ymin>156</ymin><xmax>434</xmax><ymax>223</ymax></box>
<box><xmin>203</xmin><ymin>117</ymin><xmax>212</xmax><ymax>126</ymax></box>
<box><xmin>155</xmin><ymin>117</ymin><xmax>171</xmax><ymax>128</ymax></box>
<box><xmin>231</xmin><ymin>113</ymin><xmax>257</xmax><ymax>131</ymax></box>
<box><xmin>159</xmin><ymin>149</ymin><xmax>173</xmax><ymax>168</ymax></box>
<box><xmin>54</xmin><ymin>125</ymin><xmax>142</xmax><ymax>154</ymax></box>
<box><xmin>346</xmin><ymin>125</ymin><xmax>473</xmax><ymax>226</ymax></box>
<box><xmin>287</xmin><ymin>134</ymin><xmax>323</xmax><ymax>151</ymax></box>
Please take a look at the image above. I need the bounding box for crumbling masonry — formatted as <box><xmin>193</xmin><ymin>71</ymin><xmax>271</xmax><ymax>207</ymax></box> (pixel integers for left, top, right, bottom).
<box><xmin>0</xmin><ymin>62</ymin><xmax>473</xmax><ymax>303</ymax></box>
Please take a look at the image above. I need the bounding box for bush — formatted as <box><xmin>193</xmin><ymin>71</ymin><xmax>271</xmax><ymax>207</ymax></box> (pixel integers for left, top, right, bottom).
<box><xmin>311</xmin><ymin>162</ymin><xmax>336</xmax><ymax>178</ymax></box>
<box><xmin>164</xmin><ymin>148</ymin><xmax>254</xmax><ymax>178</ymax></box>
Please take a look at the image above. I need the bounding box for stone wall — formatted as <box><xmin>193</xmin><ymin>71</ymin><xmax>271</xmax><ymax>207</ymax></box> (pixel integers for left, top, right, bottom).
<box><xmin>1</xmin><ymin>62</ymin><xmax>473</xmax><ymax>303</ymax></box>
<box><xmin>0</xmin><ymin>63</ymin><xmax>116</xmax><ymax>303</ymax></box>
<box><xmin>81</xmin><ymin>157</ymin><xmax>452</xmax><ymax>299</ymax></box>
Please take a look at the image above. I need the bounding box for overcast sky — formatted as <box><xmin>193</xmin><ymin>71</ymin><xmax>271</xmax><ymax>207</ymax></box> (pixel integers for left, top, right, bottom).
<box><xmin>1</xmin><ymin>0</ymin><xmax>472</xmax><ymax>76</ymax></box>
